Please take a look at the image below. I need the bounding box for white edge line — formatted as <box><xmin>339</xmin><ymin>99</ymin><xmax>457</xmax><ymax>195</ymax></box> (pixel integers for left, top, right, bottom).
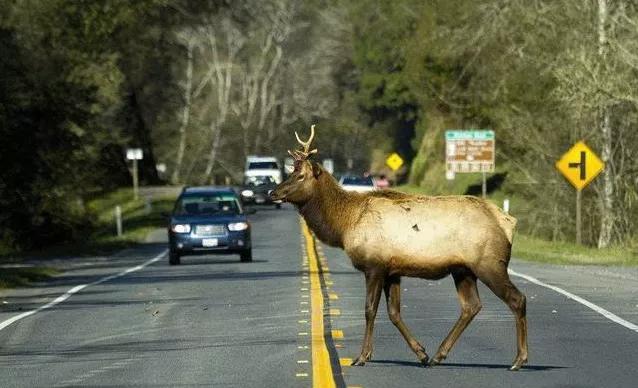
<box><xmin>508</xmin><ymin>268</ymin><xmax>638</xmax><ymax>333</ymax></box>
<box><xmin>0</xmin><ymin>249</ymin><xmax>167</xmax><ymax>332</ymax></box>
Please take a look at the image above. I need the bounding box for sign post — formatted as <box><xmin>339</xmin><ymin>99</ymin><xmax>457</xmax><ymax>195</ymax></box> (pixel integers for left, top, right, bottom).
<box><xmin>555</xmin><ymin>141</ymin><xmax>604</xmax><ymax>245</ymax></box>
<box><xmin>126</xmin><ymin>148</ymin><xmax>144</xmax><ymax>201</ymax></box>
<box><xmin>482</xmin><ymin>171</ymin><xmax>487</xmax><ymax>198</ymax></box>
<box><xmin>445</xmin><ymin>130</ymin><xmax>495</xmax><ymax>198</ymax></box>
<box><xmin>576</xmin><ymin>190</ymin><xmax>582</xmax><ymax>245</ymax></box>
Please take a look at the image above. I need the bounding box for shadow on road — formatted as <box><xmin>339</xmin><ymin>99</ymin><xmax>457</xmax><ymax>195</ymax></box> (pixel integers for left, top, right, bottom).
<box><xmin>179</xmin><ymin>259</ymin><xmax>269</xmax><ymax>265</ymax></box>
<box><xmin>368</xmin><ymin>359</ymin><xmax>567</xmax><ymax>371</ymax></box>
<box><xmin>0</xmin><ymin>337</ymin><xmax>299</xmax><ymax>361</ymax></box>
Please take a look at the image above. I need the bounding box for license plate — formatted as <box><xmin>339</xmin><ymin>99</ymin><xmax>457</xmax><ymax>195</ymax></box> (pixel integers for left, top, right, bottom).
<box><xmin>255</xmin><ymin>197</ymin><xmax>265</xmax><ymax>204</ymax></box>
<box><xmin>202</xmin><ymin>238</ymin><xmax>218</xmax><ymax>247</ymax></box>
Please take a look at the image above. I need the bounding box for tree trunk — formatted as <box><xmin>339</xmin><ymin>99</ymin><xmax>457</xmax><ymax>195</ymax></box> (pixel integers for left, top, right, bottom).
<box><xmin>171</xmin><ymin>38</ymin><xmax>194</xmax><ymax>184</ymax></box>
<box><xmin>127</xmin><ymin>88</ymin><xmax>161</xmax><ymax>184</ymax></box>
<box><xmin>203</xmin><ymin>125</ymin><xmax>222</xmax><ymax>180</ymax></box>
<box><xmin>598</xmin><ymin>108</ymin><xmax>614</xmax><ymax>248</ymax></box>
<box><xmin>597</xmin><ymin>0</ymin><xmax>614</xmax><ymax>248</ymax></box>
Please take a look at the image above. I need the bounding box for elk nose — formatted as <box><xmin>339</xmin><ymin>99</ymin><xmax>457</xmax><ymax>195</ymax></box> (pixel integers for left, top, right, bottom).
<box><xmin>271</xmin><ymin>188</ymin><xmax>287</xmax><ymax>201</ymax></box>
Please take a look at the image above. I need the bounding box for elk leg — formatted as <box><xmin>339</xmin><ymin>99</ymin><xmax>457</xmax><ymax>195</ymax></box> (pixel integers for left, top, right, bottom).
<box><xmin>384</xmin><ymin>275</ymin><xmax>429</xmax><ymax>366</ymax></box>
<box><xmin>476</xmin><ymin>265</ymin><xmax>528</xmax><ymax>371</ymax></box>
<box><xmin>352</xmin><ymin>271</ymin><xmax>384</xmax><ymax>366</ymax></box>
<box><xmin>430</xmin><ymin>269</ymin><xmax>481</xmax><ymax>366</ymax></box>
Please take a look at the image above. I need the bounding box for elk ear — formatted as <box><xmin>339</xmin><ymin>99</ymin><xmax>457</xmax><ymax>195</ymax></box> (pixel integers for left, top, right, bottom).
<box><xmin>311</xmin><ymin>162</ymin><xmax>323</xmax><ymax>178</ymax></box>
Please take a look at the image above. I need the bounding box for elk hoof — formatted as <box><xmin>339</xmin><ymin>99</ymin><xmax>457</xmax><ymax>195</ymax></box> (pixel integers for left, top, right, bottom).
<box><xmin>416</xmin><ymin>351</ymin><xmax>430</xmax><ymax>367</ymax></box>
<box><xmin>509</xmin><ymin>357</ymin><xmax>528</xmax><ymax>371</ymax></box>
<box><xmin>351</xmin><ymin>350</ymin><xmax>372</xmax><ymax>366</ymax></box>
<box><xmin>428</xmin><ymin>354</ymin><xmax>446</xmax><ymax>366</ymax></box>
<box><xmin>351</xmin><ymin>357</ymin><xmax>367</xmax><ymax>367</ymax></box>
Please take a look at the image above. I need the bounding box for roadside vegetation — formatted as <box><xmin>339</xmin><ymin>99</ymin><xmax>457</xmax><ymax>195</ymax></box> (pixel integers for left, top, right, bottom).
<box><xmin>0</xmin><ymin>188</ymin><xmax>176</xmax><ymax>289</ymax></box>
<box><xmin>2</xmin><ymin>1</ymin><xmax>637</xmax><ymax>263</ymax></box>
<box><xmin>0</xmin><ymin>267</ymin><xmax>59</xmax><ymax>290</ymax></box>
<box><xmin>86</xmin><ymin>188</ymin><xmax>176</xmax><ymax>251</ymax></box>
<box><xmin>513</xmin><ymin>235</ymin><xmax>638</xmax><ymax>266</ymax></box>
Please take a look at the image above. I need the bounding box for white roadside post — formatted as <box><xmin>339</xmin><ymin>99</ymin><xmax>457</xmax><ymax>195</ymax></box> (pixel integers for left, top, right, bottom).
<box><xmin>322</xmin><ymin>159</ymin><xmax>335</xmax><ymax>175</ymax></box>
<box><xmin>115</xmin><ymin>205</ymin><xmax>123</xmax><ymax>237</ymax></box>
<box><xmin>126</xmin><ymin>148</ymin><xmax>144</xmax><ymax>201</ymax></box>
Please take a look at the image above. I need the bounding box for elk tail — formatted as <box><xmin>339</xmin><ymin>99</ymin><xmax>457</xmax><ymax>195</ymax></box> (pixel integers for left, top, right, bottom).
<box><xmin>485</xmin><ymin>201</ymin><xmax>517</xmax><ymax>244</ymax></box>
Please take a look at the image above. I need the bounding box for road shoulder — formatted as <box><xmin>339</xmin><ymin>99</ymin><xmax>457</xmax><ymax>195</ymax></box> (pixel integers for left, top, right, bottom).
<box><xmin>510</xmin><ymin>258</ymin><xmax>638</xmax><ymax>328</ymax></box>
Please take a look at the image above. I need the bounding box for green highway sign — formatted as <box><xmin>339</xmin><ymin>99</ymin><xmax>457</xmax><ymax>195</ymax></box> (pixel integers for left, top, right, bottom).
<box><xmin>445</xmin><ymin>130</ymin><xmax>495</xmax><ymax>140</ymax></box>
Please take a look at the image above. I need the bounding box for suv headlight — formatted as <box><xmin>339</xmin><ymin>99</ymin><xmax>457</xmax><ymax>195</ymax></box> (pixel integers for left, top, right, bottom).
<box><xmin>228</xmin><ymin>222</ymin><xmax>249</xmax><ymax>231</ymax></box>
<box><xmin>171</xmin><ymin>224</ymin><xmax>191</xmax><ymax>233</ymax></box>
<box><xmin>241</xmin><ymin>189</ymin><xmax>254</xmax><ymax>197</ymax></box>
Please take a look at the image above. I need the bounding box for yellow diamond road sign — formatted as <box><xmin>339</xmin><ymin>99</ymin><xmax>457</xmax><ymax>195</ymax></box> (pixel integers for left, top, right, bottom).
<box><xmin>555</xmin><ymin>141</ymin><xmax>604</xmax><ymax>191</ymax></box>
<box><xmin>386</xmin><ymin>153</ymin><xmax>404</xmax><ymax>171</ymax></box>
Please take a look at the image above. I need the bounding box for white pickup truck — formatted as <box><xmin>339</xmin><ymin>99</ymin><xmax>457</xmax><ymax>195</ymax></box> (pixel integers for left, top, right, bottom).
<box><xmin>244</xmin><ymin>156</ymin><xmax>282</xmax><ymax>184</ymax></box>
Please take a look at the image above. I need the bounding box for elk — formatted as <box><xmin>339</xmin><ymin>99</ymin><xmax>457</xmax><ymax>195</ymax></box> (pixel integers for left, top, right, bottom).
<box><xmin>271</xmin><ymin>125</ymin><xmax>528</xmax><ymax>371</ymax></box>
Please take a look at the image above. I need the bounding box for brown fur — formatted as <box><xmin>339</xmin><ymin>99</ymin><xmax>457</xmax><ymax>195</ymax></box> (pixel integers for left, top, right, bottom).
<box><xmin>271</xmin><ymin>159</ymin><xmax>528</xmax><ymax>370</ymax></box>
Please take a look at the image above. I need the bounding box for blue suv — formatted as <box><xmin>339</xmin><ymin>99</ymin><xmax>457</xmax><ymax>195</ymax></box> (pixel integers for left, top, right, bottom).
<box><xmin>167</xmin><ymin>187</ymin><xmax>252</xmax><ymax>265</ymax></box>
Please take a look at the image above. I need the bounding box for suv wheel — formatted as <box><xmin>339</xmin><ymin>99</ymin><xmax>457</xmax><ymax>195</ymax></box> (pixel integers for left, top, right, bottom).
<box><xmin>275</xmin><ymin>203</ymin><xmax>282</xmax><ymax>209</ymax></box>
<box><xmin>240</xmin><ymin>249</ymin><xmax>252</xmax><ymax>262</ymax></box>
<box><xmin>169</xmin><ymin>251</ymin><xmax>181</xmax><ymax>265</ymax></box>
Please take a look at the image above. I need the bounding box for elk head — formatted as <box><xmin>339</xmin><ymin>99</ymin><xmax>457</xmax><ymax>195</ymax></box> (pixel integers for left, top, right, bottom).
<box><xmin>270</xmin><ymin>125</ymin><xmax>323</xmax><ymax>205</ymax></box>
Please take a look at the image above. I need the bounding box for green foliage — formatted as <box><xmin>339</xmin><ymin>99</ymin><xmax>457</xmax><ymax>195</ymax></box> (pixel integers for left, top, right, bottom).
<box><xmin>86</xmin><ymin>188</ymin><xmax>176</xmax><ymax>244</ymax></box>
<box><xmin>2</xmin><ymin>0</ymin><xmax>638</xmax><ymax>253</ymax></box>
<box><xmin>513</xmin><ymin>234</ymin><xmax>638</xmax><ymax>266</ymax></box>
<box><xmin>0</xmin><ymin>266</ymin><xmax>58</xmax><ymax>290</ymax></box>
<box><xmin>345</xmin><ymin>0</ymin><xmax>638</xmax><ymax>247</ymax></box>
<box><xmin>0</xmin><ymin>0</ymin><xmax>174</xmax><ymax>251</ymax></box>
<box><xmin>0</xmin><ymin>188</ymin><xmax>176</xmax><ymax>288</ymax></box>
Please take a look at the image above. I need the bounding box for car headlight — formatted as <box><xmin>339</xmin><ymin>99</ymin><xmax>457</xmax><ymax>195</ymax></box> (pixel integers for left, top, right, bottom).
<box><xmin>228</xmin><ymin>222</ymin><xmax>249</xmax><ymax>231</ymax></box>
<box><xmin>171</xmin><ymin>224</ymin><xmax>191</xmax><ymax>233</ymax></box>
<box><xmin>241</xmin><ymin>189</ymin><xmax>254</xmax><ymax>197</ymax></box>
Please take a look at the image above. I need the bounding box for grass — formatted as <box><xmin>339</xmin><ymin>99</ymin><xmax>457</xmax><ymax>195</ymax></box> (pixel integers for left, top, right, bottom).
<box><xmin>20</xmin><ymin>188</ymin><xmax>177</xmax><ymax>258</ymax></box>
<box><xmin>0</xmin><ymin>187</ymin><xmax>178</xmax><ymax>289</ymax></box>
<box><xmin>513</xmin><ymin>234</ymin><xmax>638</xmax><ymax>266</ymax></box>
<box><xmin>0</xmin><ymin>266</ymin><xmax>59</xmax><ymax>289</ymax></box>
<box><xmin>86</xmin><ymin>188</ymin><xmax>176</xmax><ymax>250</ymax></box>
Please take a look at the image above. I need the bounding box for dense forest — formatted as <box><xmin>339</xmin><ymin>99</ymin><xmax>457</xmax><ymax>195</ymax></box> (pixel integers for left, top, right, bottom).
<box><xmin>1</xmin><ymin>0</ymin><xmax>637</xmax><ymax>251</ymax></box>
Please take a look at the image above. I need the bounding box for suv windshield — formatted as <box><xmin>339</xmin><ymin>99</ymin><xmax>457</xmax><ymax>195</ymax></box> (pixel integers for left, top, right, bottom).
<box><xmin>248</xmin><ymin>161</ymin><xmax>279</xmax><ymax>170</ymax></box>
<box><xmin>245</xmin><ymin>175</ymin><xmax>275</xmax><ymax>186</ymax></box>
<box><xmin>342</xmin><ymin>176</ymin><xmax>374</xmax><ymax>186</ymax></box>
<box><xmin>174</xmin><ymin>194</ymin><xmax>241</xmax><ymax>216</ymax></box>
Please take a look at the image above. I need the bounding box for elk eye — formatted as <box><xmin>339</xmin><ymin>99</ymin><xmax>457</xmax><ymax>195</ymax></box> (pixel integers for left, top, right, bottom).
<box><xmin>297</xmin><ymin>174</ymin><xmax>305</xmax><ymax>181</ymax></box>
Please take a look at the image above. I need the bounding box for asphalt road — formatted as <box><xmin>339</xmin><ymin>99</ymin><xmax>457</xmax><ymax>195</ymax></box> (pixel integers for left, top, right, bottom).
<box><xmin>1</xmin><ymin>205</ymin><xmax>637</xmax><ymax>387</ymax></box>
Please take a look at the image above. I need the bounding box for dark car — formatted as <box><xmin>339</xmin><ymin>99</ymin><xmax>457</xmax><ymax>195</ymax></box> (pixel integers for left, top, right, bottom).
<box><xmin>239</xmin><ymin>175</ymin><xmax>281</xmax><ymax>209</ymax></box>
<box><xmin>167</xmin><ymin>187</ymin><xmax>252</xmax><ymax>265</ymax></box>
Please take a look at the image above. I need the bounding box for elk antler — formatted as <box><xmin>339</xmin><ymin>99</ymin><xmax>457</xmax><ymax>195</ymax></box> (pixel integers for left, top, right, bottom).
<box><xmin>288</xmin><ymin>124</ymin><xmax>318</xmax><ymax>161</ymax></box>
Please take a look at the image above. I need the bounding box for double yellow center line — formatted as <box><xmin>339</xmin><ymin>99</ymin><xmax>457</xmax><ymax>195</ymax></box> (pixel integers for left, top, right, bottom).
<box><xmin>302</xmin><ymin>220</ymin><xmax>337</xmax><ymax>388</ymax></box>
